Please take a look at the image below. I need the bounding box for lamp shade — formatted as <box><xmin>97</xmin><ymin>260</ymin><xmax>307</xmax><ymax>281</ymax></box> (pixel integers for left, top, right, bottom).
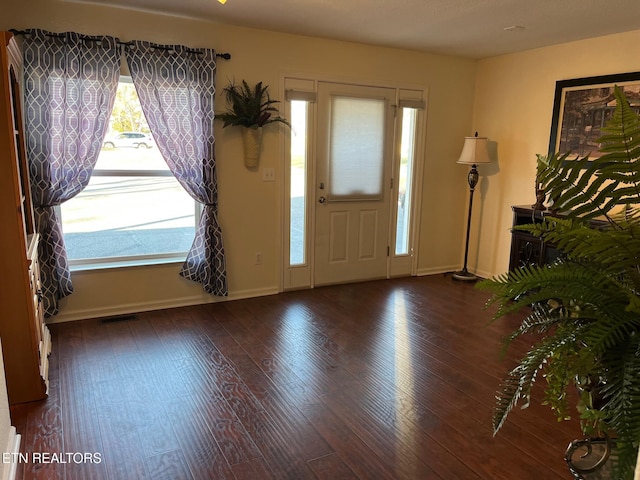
<box><xmin>457</xmin><ymin>136</ymin><xmax>490</xmax><ymax>165</ymax></box>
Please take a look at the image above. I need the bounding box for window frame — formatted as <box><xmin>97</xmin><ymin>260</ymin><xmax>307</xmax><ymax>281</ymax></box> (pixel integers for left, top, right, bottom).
<box><xmin>59</xmin><ymin>76</ymin><xmax>202</xmax><ymax>271</ymax></box>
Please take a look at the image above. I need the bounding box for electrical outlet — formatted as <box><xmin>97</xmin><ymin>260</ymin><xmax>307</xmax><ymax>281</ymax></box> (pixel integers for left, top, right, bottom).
<box><xmin>255</xmin><ymin>251</ymin><xmax>263</xmax><ymax>265</ymax></box>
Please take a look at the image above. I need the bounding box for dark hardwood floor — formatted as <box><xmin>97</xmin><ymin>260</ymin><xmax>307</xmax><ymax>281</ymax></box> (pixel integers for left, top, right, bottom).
<box><xmin>11</xmin><ymin>274</ymin><xmax>582</xmax><ymax>479</ymax></box>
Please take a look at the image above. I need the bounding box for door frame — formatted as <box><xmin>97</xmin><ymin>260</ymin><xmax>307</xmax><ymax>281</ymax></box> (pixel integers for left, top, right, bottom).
<box><xmin>280</xmin><ymin>72</ymin><xmax>427</xmax><ymax>292</ymax></box>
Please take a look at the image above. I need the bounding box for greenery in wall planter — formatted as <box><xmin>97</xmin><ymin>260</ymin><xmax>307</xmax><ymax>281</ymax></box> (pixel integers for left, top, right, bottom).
<box><xmin>478</xmin><ymin>86</ymin><xmax>640</xmax><ymax>479</ymax></box>
<box><xmin>217</xmin><ymin>80</ymin><xmax>290</xmax><ymax>168</ymax></box>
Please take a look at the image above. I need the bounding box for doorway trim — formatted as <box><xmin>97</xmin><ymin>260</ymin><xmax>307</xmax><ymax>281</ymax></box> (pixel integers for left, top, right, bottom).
<box><xmin>280</xmin><ymin>72</ymin><xmax>427</xmax><ymax>293</ymax></box>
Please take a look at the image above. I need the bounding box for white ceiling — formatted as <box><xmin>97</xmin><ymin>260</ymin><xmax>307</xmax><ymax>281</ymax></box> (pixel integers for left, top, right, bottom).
<box><xmin>67</xmin><ymin>0</ymin><xmax>640</xmax><ymax>58</ymax></box>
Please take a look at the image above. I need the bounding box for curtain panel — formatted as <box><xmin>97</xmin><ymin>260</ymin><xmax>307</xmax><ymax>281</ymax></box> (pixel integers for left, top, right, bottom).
<box><xmin>124</xmin><ymin>41</ymin><xmax>228</xmax><ymax>296</ymax></box>
<box><xmin>22</xmin><ymin>29</ymin><xmax>120</xmax><ymax>316</ymax></box>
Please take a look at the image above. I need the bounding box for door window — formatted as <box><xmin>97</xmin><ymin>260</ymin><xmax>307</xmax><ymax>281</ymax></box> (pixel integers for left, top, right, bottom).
<box><xmin>328</xmin><ymin>96</ymin><xmax>386</xmax><ymax>200</ymax></box>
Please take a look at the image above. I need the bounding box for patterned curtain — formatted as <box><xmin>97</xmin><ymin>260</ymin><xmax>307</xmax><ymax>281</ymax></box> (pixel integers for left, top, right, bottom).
<box><xmin>124</xmin><ymin>41</ymin><xmax>228</xmax><ymax>296</ymax></box>
<box><xmin>22</xmin><ymin>29</ymin><xmax>120</xmax><ymax>317</ymax></box>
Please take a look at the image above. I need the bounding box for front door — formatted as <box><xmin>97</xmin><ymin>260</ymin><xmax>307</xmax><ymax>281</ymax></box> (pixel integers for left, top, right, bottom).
<box><xmin>314</xmin><ymin>82</ymin><xmax>396</xmax><ymax>285</ymax></box>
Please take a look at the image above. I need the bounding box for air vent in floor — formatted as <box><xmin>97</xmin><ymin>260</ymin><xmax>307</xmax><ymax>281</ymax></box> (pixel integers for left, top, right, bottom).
<box><xmin>100</xmin><ymin>314</ymin><xmax>138</xmax><ymax>324</ymax></box>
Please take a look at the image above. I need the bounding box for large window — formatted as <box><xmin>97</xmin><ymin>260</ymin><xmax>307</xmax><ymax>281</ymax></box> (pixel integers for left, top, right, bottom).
<box><xmin>59</xmin><ymin>79</ymin><xmax>198</xmax><ymax>267</ymax></box>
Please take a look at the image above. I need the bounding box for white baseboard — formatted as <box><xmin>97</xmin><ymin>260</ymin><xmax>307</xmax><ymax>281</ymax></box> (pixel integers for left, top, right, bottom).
<box><xmin>2</xmin><ymin>427</ymin><xmax>20</xmax><ymax>480</ymax></box>
<box><xmin>49</xmin><ymin>286</ymin><xmax>280</xmax><ymax>323</ymax></box>
<box><xmin>416</xmin><ymin>265</ymin><xmax>458</xmax><ymax>276</ymax></box>
<box><xmin>49</xmin><ymin>267</ymin><xmax>500</xmax><ymax>324</ymax></box>
<box><xmin>416</xmin><ymin>266</ymin><xmax>495</xmax><ymax>280</ymax></box>
<box><xmin>473</xmin><ymin>268</ymin><xmax>495</xmax><ymax>280</ymax></box>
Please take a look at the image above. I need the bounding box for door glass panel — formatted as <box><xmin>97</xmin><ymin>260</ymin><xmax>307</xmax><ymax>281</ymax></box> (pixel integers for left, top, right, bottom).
<box><xmin>290</xmin><ymin>100</ymin><xmax>308</xmax><ymax>265</ymax></box>
<box><xmin>329</xmin><ymin>96</ymin><xmax>385</xmax><ymax>200</ymax></box>
<box><xmin>395</xmin><ymin>108</ymin><xmax>417</xmax><ymax>255</ymax></box>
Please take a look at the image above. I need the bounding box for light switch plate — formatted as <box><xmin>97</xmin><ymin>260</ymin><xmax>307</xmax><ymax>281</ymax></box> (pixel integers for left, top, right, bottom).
<box><xmin>262</xmin><ymin>167</ymin><xmax>275</xmax><ymax>182</ymax></box>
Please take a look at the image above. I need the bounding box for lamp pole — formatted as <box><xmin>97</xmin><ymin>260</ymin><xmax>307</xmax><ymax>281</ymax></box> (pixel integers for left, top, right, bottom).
<box><xmin>453</xmin><ymin>164</ymin><xmax>479</xmax><ymax>281</ymax></box>
<box><xmin>453</xmin><ymin>131</ymin><xmax>490</xmax><ymax>282</ymax></box>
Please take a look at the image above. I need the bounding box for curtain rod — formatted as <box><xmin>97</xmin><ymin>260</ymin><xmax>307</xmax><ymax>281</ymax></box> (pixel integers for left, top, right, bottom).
<box><xmin>10</xmin><ymin>29</ymin><xmax>231</xmax><ymax>60</ymax></box>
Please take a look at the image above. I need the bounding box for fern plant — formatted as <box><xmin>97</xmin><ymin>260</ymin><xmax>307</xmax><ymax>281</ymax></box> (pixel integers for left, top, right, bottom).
<box><xmin>478</xmin><ymin>85</ymin><xmax>640</xmax><ymax>479</ymax></box>
<box><xmin>216</xmin><ymin>80</ymin><xmax>290</xmax><ymax>129</ymax></box>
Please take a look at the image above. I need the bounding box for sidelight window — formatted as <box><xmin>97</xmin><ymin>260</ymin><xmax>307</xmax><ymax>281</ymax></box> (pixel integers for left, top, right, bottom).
<box><xmin>395</xmin><ymin>107</ymin><xmax>418</xmax><ymax>255</ymax></box>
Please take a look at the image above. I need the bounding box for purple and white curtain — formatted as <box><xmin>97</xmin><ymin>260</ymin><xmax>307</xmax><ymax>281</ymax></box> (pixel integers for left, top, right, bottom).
<box><xmin>22</xmin><ymin>29</ymin><xmax>120</xmax><ymax>316</ymax></box>
<box><xmin>124</xmin><ymin>41</ymin><xmax>228</xmax><ymax>296</ymax></box>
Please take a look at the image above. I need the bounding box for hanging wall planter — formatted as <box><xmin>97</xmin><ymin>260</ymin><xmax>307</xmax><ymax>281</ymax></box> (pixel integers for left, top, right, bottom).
<box><xmin>241</xmin><ymin>127</ymin><xmax>263</xmax><ymax>168</ymax></box>
<box><xmin>216</xmin><ymin>80</ymin><xmax>290</xmax><ymax>169</ymax></box>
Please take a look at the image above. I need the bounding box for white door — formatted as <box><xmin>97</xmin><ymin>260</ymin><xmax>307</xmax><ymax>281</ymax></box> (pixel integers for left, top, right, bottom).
<box><xmin>314</xmin><ymin>82</ymin><xmax>396</xmax><ymax>285</ymax></box>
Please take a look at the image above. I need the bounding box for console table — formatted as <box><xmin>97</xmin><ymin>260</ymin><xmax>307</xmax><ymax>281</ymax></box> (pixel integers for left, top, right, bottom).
<box><xmin>508</xmin><ymin>205</ymin><xmax>607</xmax><ymax>271</ymax></box>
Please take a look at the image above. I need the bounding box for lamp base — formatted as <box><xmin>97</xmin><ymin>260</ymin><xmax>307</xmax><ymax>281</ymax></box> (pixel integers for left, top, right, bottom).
<box><xmin>452</xmin><ymin>269</ymin><xmax>479</xmax><ymax>282</ymax></box>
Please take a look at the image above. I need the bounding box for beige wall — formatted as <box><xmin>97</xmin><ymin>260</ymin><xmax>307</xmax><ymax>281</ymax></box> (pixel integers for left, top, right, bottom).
<box><xmin>471</xmin><ymin>29</ymin><xmax>640</xmax><ymax>279</ymax></box>
<box><xmin>3</xmin><ymin>0</ymin><xmax>477</xmax><ymax>321</ymax></box>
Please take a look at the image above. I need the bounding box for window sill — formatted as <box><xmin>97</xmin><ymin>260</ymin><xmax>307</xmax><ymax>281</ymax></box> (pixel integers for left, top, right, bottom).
<box><xmin>69</xmin><ymin>254</ymin><xmax>187</xmax><ymax>273</ymax></box>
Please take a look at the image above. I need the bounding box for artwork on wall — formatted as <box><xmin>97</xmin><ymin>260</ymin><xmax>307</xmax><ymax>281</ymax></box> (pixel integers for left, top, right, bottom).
<box><xmin>548</xmin><ymin>71</ymin><xmax>640</xmax><ymax>160</ymax></box>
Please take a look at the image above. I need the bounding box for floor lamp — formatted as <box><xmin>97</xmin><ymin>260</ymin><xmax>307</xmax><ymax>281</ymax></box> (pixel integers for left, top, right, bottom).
<box><xmin>453</xmin><ymin>132</ymin><xmax>491</xmax><ymax>281</ymax></box>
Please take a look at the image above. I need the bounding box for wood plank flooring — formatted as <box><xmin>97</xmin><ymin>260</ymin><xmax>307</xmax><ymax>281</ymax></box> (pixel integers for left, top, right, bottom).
<box><xmin>10</xmin><ymin>274</ymin><xmax>582</xmax><ymax>479</ymax></box>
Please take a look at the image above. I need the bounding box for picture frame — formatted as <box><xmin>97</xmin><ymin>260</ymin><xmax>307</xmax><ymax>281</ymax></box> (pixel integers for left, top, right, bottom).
<box><xmin>548</xmin><ymin>71</ymin><xmax>640</xmax><ymax>160</ymax></box>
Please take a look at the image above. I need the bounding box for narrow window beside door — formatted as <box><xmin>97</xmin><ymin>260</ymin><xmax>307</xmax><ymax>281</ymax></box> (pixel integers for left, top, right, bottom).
<box><xmin>395</xmin><ymin>107</ymin><xmax>417</xmax><ymax>255</ymax></box>
<box><xmin>290</xmin><ymin>100</ymin><xmax>309</xmax><ymax>266</ymax></box>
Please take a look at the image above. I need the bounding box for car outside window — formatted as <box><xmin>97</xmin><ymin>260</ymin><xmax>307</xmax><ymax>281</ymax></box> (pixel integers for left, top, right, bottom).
<box><xmin>103</xmin><ymin>131</ymin><xmax>155</xmax><ymax>149</ymax></box>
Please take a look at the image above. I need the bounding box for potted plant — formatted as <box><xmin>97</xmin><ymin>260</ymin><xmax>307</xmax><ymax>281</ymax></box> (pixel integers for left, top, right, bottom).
<box><xmin>217</xmin><ymin>80</ymin><xmax>290</xmax><ymax>168</ymax></box>
<box><xmin>478</xmin><ymin>86</ymin><xmax>640</xmax><ymax>479</ymax></box>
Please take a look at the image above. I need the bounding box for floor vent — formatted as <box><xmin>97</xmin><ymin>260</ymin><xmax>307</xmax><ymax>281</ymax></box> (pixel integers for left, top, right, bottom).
<box><xmin>100</xmin><ymin>314</ymin><xmax>138</xmax><ymax>324</ymax></box>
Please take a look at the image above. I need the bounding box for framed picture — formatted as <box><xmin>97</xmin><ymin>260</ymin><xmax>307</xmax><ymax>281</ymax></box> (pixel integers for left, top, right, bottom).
<box><xmin>548</xmin><ymin>71</ymin><xmax>640</xmax><ymax>160</ymax></box>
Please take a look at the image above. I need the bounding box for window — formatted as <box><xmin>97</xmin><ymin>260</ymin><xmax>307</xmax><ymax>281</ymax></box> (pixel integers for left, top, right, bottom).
<box><xmin>328</xmin><ymin>96</ymin><xmax>386</xmax><ymax>200</ymax></box>
<box><xmin>395</xmin><ymin>107</ymin><xmax>418</xmax><ymax>255</ymax></box>
<box><xmin>289</xmin><ymin>100</ymin><xmax>309</xmax><ymax>265</ymax></box>
<box><xmin>59</xmin><ymin>78</ymin><xmax>198</xmax><ymax>267</ymax></box>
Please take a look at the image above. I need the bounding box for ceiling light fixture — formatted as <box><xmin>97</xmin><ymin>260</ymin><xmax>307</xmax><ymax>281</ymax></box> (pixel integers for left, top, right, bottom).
<box><xmin>218</xmin><ymin>0</ymin><xmax>227</xmax><ymax>4</ymax></box>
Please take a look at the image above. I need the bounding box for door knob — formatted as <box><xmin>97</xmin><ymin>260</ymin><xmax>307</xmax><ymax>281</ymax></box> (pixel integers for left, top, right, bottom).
<box><xmin>318</xmin><ymin>196</ymin><xmax>326</xmax><ymax>204</ymax></box>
